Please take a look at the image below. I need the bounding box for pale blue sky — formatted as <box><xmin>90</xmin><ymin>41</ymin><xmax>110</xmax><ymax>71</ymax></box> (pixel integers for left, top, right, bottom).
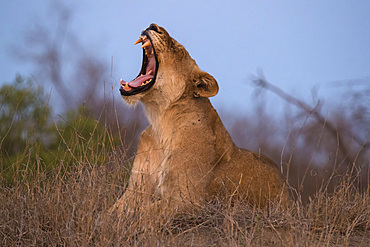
<box><xmin>1</xmin><ymin>1</ymin><xmax>369</xmax><ymax>114</ymax></box>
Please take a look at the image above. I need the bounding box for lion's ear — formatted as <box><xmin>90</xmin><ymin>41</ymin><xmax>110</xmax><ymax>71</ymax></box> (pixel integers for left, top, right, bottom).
<box><xmin>193</xmin><ymin>70</ymin><xmax>219</xmax><ymax>98</ymax></box>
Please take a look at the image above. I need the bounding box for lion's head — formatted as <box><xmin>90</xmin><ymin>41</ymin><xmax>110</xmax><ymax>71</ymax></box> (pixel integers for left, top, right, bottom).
<box><xmin>120</xmin><ymin>23</ymin><xmax>219</xmax><ymax>105</ymax></box>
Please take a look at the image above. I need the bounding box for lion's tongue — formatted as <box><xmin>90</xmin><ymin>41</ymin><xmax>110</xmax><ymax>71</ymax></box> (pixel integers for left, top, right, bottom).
<box><xmin>122</xmin><ymin>55</ymin><xmax>156</xmax><ymax>88</ymax></box>
<box><xmin>124</xmin><ymin>74</ymin><xmax>153</xmax><ymax>88</ymax></box>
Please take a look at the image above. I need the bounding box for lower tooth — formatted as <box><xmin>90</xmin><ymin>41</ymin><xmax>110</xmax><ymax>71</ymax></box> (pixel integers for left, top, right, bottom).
<box><xmin>142</xmin><ymin>79</ymin><xmax>152</xmax><ymax>86</ymax></box>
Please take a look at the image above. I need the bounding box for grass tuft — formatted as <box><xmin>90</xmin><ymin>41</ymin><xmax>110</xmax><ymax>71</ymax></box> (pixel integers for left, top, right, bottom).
<box><xmin>1</xmin><ymin>136</ymin><xmax>369</xmax><ymax>246</ymax></box>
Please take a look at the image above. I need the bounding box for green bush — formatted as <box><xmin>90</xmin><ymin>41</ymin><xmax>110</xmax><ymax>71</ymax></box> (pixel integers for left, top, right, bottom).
<box><xmin>0</xmin><ymin>76</ymin><xmax>120</xmax><ymax>185</ymax></box>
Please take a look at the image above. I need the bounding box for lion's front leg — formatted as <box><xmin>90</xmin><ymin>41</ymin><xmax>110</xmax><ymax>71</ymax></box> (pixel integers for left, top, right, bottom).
<box><xmin>110</xmin><ymin>127</ymin><xmax>163</xmax><ymax>215</ymax></box>
<box><xmin>109</xmin><ymin>169</ymin><xmax>150</xmax><ymax>215</ymax></box>
<box><xmin>154</xmin><ymin>148</ymin><xmax>217</xmax><ymax>215</ymax></box>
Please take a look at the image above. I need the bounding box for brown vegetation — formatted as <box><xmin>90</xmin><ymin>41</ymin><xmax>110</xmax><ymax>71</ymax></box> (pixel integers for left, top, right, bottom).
<box><xmin>0</xmin><ymin>128</ymin><xmax>368</xmax><ymax>246</ymax></box>
<box><xmin>1</xmin><ymin>74</ymin><xmax>369</xmax><ymax>245</ymax></box>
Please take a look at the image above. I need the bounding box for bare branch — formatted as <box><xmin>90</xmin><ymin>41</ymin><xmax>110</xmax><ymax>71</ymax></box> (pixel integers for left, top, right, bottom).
<box><xmin>252</xmin><ymin>75</ymin><xmax>369</xmax><ymax>167</ymax></box>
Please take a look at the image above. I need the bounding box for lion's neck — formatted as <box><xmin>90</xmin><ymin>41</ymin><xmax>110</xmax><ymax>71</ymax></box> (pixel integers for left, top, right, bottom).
<box><xmin>141</xmin><ymin>77</ymin><xmax>189</xmax><ymax>132</ymax></box>
<box><xmin>142</xmin><ymin>96</ymin><xmax>213</xmax><ymax>144</ymax></box>
<box><xmin>142</xmin><ymin>101</ymin><xmax>165</xmax><ymax>131</ymax></box>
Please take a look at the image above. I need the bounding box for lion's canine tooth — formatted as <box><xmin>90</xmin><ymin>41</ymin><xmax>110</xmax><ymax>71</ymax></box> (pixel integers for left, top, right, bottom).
<box><xmin>141</xmin><ymin>40</ymin><xmax>150</xmax><ymax>49</ymax></box>
<box><xmin>134</xmin><ymin>38</ymin><xmax>142</xmax><ymax>45</ymax></box>
<box><xmin>124</xmin><ymin>83</ymin><xmax>130</xmax><ymax>91</ymax></box>
<box><xmin>148</xmin><ymin>79</ymin><xmax>152</xmax><ymax>83</ymax></box>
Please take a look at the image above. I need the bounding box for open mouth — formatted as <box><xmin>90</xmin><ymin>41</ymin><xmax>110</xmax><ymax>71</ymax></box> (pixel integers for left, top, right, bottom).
<box><xmin>119</xmin><ymin>33</ymin><xmax>158</xmax><ymax>96</ymax></box>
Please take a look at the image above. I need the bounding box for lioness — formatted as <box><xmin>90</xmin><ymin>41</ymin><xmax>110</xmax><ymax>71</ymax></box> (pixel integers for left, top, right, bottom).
<box><xmin>112</xmin><ymin>23</ymin><xmax>291</xmax><ymax>214</ymax></box>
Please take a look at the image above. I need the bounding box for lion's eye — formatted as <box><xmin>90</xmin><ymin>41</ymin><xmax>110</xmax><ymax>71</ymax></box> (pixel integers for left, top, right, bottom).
<box><xmin>149</xmin><ymin>24</ymin><xmax>161</xmax><ymax>33</ymax></box>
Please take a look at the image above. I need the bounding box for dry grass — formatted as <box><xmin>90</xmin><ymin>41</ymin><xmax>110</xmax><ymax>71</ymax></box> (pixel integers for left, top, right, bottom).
<box><xmin>0</xmin><ymin>82</ymin><xmax>368</xmax><ymax>245</ymax></box>
<box><xmin>1</xmin><ymin>141</ymin><xmax>369</xmax><ymax>247</ymax></box>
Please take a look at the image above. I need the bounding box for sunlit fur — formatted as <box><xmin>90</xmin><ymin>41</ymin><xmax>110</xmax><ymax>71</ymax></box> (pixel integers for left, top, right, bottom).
<box><xmin>114</xmin><ymin>24</ymin><xmax>291</xmax><ymax>215</ymax></box>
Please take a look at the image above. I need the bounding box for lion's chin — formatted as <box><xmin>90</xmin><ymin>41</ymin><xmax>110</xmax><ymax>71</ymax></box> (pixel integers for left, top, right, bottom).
<box><xmin>121</xmin><ymin>94</ymin><xmax>142</xmax><ymax>106</ymax></box>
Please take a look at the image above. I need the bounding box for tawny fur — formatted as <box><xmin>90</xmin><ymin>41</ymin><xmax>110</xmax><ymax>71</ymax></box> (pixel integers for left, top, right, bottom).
<box><xmin>111</xmin><ymin>24</ymin><xmax>291</xmax><ymax>215</ymax></box>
